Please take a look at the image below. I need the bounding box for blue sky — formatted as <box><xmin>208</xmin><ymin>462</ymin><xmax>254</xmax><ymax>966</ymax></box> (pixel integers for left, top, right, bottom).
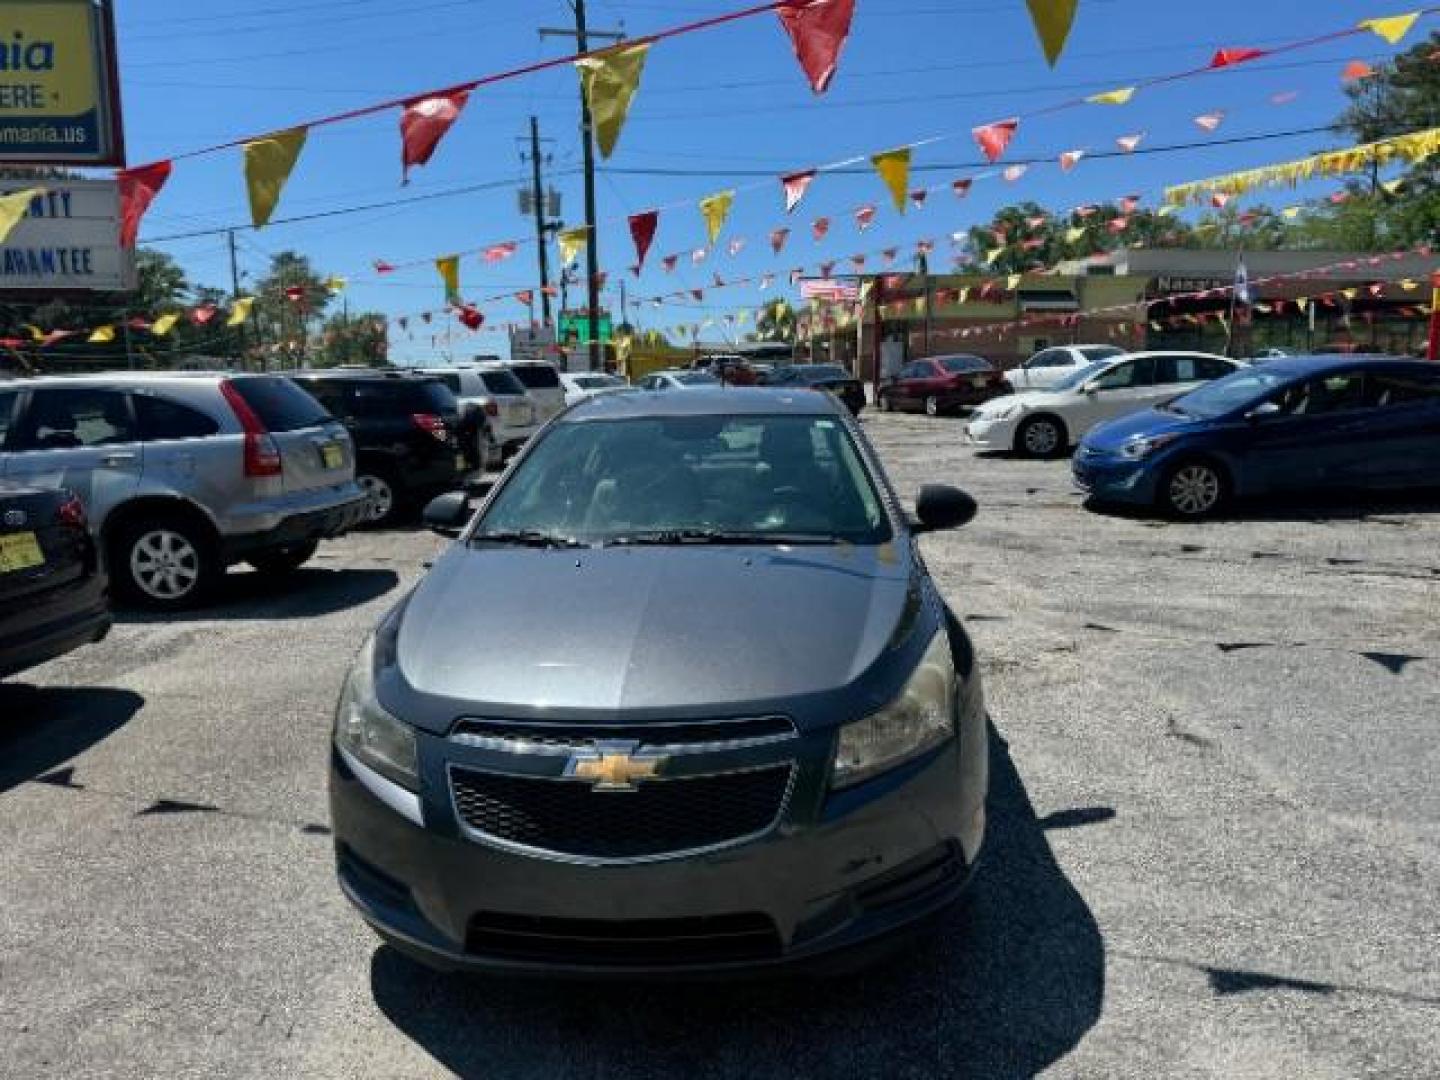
<box><xmin>115</xmin><ymin>0</ymin><xmax>1430</xmax><ymax>361</ymax></box>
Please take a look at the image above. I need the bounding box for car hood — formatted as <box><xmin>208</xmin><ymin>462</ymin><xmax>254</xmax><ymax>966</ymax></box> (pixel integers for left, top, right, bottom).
<box><xmin>1084</xmin><ymin>408</ymin><xmax>1199</xmax><ymax>451</ymax></box>
<box><xmin>389</xmin><ymin>542</ymin><xmax>915</xmax><ymax>731</ymax></box>
<box><xmin>976</xmin><ymin>388</ymin><xmax>1069</xmax><ymax>416</ymax></box>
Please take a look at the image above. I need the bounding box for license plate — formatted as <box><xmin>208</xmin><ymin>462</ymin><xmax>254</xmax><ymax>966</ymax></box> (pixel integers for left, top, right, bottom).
<box><xmin>320</xmin><ymin>443</ymin><xmax>343</xmax><ymax>470</ymax></box>
<box><xmin>0</xmin><ymin>531</ymin><xmax>45</xmax><ymax>573</ymax></box>
<box><xmin>456</xmin><ymin>454</ymin><xmax>469</xmax><ymax>471</ymax></box>
<box><xmin>972</xmin><ymin>376</ymin><xmax>988</xmax><ymax>389</ymax></box>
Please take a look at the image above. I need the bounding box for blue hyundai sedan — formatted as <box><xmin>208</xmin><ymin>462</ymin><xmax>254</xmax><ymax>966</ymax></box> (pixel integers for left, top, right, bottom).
<box><xmin>1074</xmin><ymin>355</ymin><xmax>1440</xmax><ymax>517</ymax></box>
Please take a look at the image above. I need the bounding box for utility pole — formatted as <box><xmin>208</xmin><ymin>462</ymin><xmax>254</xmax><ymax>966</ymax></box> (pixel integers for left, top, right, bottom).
<box><xmin>524</xmin><ymin>116</ymin><xmax>555</xmax><ymax>327</ymax></box>
<box><xmin>541</xmin><ymin>9</ymin><xmax>624</xmax><ymax>374</ymax></box>
<box><xmin>227</xmin><ymin>229</ymin><xmax>247</xmax><ymax>370</ymax></box>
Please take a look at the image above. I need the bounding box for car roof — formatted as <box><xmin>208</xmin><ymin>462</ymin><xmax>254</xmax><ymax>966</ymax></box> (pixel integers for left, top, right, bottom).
<box><xmin>1247</xmin><ymin>353</ymin><xmax>1428</xmax><ymax>377</ymax></box>
<box><xmin>290</xmin><ymin>368</ymin><xmax>441</xmax><ymax>381</ymax></box>
<box><xmin>565</xmin><ymin>386</ymin><xmax>842</xmax><ymax>421</ymax></box>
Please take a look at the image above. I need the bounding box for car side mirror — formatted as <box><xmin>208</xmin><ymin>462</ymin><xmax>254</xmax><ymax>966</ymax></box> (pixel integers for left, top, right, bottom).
<box><xmin>913</xmin><ymin>484</ymin><xmax>977</xmax><ymax>534</ymax></box>
<box><xmin>1079</xmin><ymin>384</ymin><xmax>1097</xmax><ymax>395</ymax></box>
<box><xmin>422</xmin><ymin>491</ymin><xmax>471</xmax><ymax>537</ymax></box>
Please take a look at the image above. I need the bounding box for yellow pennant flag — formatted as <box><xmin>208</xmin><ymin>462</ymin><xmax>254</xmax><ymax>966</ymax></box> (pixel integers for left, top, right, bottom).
<box><xmin>957</xmin><ymin>287</ymin><xmax>971</xmax><ymax>303</ymax></box>
<box><xmin>324</xmin><ymin>276</ymin><xmax>347</xmax><ymax>294</ymax></box>
<box><xmin>558</xmin><ymin>226</ymin><xmax>588</xmax><ymax>266</ymax></box>
<box><xmin>1157</xmin><ymin>204</ymin><xmax>1180</xmax><ymax>217</ymax></box>
<box><xmin>435</xmin><ymin>255</ymin><xmax>460</xmax><ymax>302</ymax></box>
<box><xmin>245</xmin><ymin>128</ymin><xmax>307</xmax><ymax>228</ymax></box>
<box><xmin>152</xmin><ymin>313</ymin><xmax>180</xmax><ymax>337</ymax></box>
<box><xmin>88</xmin><ymin>325</ymin><xmax>115</xmax><ymax>344</ymax></box>
<box><xmin>1006</xmin><ymin>274</ymin><xmax>1022</xmax><ymax>290</ymax></box>
<box><xmin>699</xmin><ymin>189</ymin><xmax>735</xmax><ymax>245</ymax></box>
<box><xmin>1400</xmin><ymin>278</ymin><xmax>1420</xmax><ymax>291</ymax></box>
<box><xmin>1382</xmin><ymin>178</ymin><xmax>1405</xmax><ymax>195</ymax></box>
<box><xmin>1341</xmin><ymin>288</ymin><xmax>1359</xmax><ymax>300</ymax></box>
<box><xmin>984</xmin><ymin>246</ymin><xmax>1004</xmax><ymax>266</ymax></box>
<box><xmin>1087</xmin><ymin>87</ymin><xmax>1136</xmax><ymax>106</ymax></box>
<box><xmin>1360</xmin><ymin>13</ymin><xmax>1421</xmax><ymax>45</ymax></box>
<box><xmin>576</xmin><ymin>42</ymin><xmax>651</xmax><ymax>159</ymax></box>
<box><xmin>0</xmin><ymin>187</ymin><xmax>41</xmax><ymax>243</ymax></box>
<box><xmin>1065</xmin><ymin>226</ymin><xmax>1087</xmax><ymax>242</ymax></box>
<box><xmin>1282</xmin><ymin>205</ymin><xmax>1302</xmax><ymax>219</ymax></box>
<box><xmin>871</xmin><ymin>148</ymin><xmax>912</xmax><ymax>214</ymax></box>
<box><xmin>22</xmin><ymin>324</ymin><xmax>44</xmax><ymax>343</ymax></box>
<box><xmin>227</xmin><ymin>297</ymin><xmax>255</xmax><ymax>326</ymax></box>
<box><xmin>1296</xmin><ymin>297</ymin><xmax>1310</xmax><ymax>312</ymax></box>
<box><xmin>1026</xmin><ymin>0</ymin><xmax>1079</xmax><ymax>66</ymax></box>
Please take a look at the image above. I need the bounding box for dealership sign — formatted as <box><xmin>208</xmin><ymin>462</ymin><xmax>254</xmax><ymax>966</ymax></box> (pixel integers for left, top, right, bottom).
<box><xmin>0</xmin><ymin>1</ymin><xmax>124</xmax><ymax>165</ymax></box>
<box><xmin>0</xmin><ymin>179</ymin><xmax>134</xmax><ymax>290</ymax></box>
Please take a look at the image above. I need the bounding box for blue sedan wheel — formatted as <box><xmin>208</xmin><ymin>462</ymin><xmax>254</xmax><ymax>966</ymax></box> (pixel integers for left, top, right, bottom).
<box><xmin>1163</xmin><ymin>461</ymin><xmax>1225</xmax><ymax>518</ymax></box>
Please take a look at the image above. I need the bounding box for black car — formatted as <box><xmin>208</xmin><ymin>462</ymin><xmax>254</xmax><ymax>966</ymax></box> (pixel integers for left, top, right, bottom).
<box><xmin>768</xmin><ymin>364</ymin><xmax>866</xmax><ymax>414</ymax></box>
<box><xmin>330</xmin><ymin>389</ymin><xmax>986</xmax><ymax>976</ymax></box>
<box><xmin>1</xmin><ymin>481</ymin><xmax>111</xmax><ymax>680</ymax></box>
<box><xmin>288</xmin><ymin>371</ymin><xmax>465</xmax><ymax>526</ymax></box>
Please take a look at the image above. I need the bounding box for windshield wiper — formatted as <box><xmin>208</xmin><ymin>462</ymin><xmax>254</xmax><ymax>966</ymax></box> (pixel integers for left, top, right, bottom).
<box><xmin>605</xmin><ymin>529</ymin><xmax>839</xmax><ymax>547</ymax></box>
<box><xmin>470</xmin><ymin>529</ymin><xmax>588</xmax><ymax>549</ymax></box>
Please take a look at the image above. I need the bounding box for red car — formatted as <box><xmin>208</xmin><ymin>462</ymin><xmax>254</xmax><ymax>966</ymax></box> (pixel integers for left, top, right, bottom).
<box><xmin>878</xmin><ymin>355</ymin><xmax>1008</xmax><ymax>416</ymax></box>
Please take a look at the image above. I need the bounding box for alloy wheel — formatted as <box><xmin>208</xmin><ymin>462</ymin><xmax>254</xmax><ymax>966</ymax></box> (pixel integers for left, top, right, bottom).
<box><xmin>358</xmin><ymin>474</ymin><xmax>396</xmax><ymax>523</ymax></box>
<box><xmin>130</xmin><ymin>529</ymin><xmax>202</xmax><ymax>601</ymax></box>
<box><xmin>1022</xmin><ymin>419</ymin><xmax>1060</xmax><ymax>457</ymax></box>
<box><xmin>925</xmin><ymin>396</ymin><xmax>940</xmax><ymax>417</ymax></box>
<box><xmin>1168</xmin><ymin>464</ymin><xmax>1221</xmax><ymax>516</ymax></box>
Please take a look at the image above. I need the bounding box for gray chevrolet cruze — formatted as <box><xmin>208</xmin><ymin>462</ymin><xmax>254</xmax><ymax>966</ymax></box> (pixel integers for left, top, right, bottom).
<box><xmin>329</xmin><ymin>387</ymin><xmax>988</xmax><ymax>975</ymax></box>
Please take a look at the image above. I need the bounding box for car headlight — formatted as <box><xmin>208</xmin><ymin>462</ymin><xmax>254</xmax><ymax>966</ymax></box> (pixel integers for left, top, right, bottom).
<box><xmin>1119</xmin><ymin>432</ymin><xmax>1181</xmax><ymax>460</ymax></box>
<box><xmin>335</xmin><ymin>635</ymin><xmax>419</xmax><ymax>791</ymax></box>
<box><xmin>832</xmin><ymin>628</ymin><xmax>956</xmax><ymax>789</ymax></box>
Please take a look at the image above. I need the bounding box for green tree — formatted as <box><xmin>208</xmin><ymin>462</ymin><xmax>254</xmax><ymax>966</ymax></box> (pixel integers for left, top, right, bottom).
<box><xmin>317</xmin><ymin>311</ymin><xmax>389</xmax><ymax>367</ymax></box>
<box><xmin>752</xmin><ymin>297</ymin><xmax>797</xmax><ymax>343</ymax></box>
<box><xmin>253</xmin><ymin>251</ymin><xmax>334</xmax><ymax>364</ymax></box>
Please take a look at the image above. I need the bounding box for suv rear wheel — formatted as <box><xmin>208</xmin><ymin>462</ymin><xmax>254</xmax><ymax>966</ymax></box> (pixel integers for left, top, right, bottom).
<box><xmin>247</xmin><ymin>541</ymin><xmax>318</xmax><ymax>575</ymax></box>
<box><xmin>356</xmin><ymin>472</ymin><xmax>398</xmax><ymax>526</ymax></box>
<box><xmin>112</xmin><ymin>515</ymin><xmax>220</xmax><ymax>609</ymax></box>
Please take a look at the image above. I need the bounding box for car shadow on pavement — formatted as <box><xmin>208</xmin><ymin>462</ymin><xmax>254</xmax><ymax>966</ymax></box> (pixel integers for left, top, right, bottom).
<box><xmin>0</xmin><ymin>685</ymin><xmax>143</xmax><ymax>796</ymax></box>
<box><xmin>368</xmin><ymin>727</ymin><xmax>1104</xmax><ymax>1079</ymax></box>
<box><xmin>115</xmin><ymin>568</ymin><xmax>400</xmax><ymax>625</ymax></box>
<box><xmin>1086</xmin><ymin>487</ymin><xmax>1440</xmax><ymax>524</ymax></box>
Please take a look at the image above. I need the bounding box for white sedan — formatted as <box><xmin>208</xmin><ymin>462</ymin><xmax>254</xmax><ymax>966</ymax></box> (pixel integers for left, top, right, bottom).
<box><xmin>967</xmin><ymin>351</ymin><xmax>1241</xmax><ymax>458</ymax></box>
<box><xmin>560</xmin><ymin>372</ymin><xmax>628</xmax><ymax>406</ymax></box>
<box><xmin>1005</xmin><ymin>344</ymin><xmax>1125</xmax><ymax>392</ymax></box>
<box><xmin>637</xmin><ymin>370</ymin><xmax>721</xmax><ymax>391</ymax></box>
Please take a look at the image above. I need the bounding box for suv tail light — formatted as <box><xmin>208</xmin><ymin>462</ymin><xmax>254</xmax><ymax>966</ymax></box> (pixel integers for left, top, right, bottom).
<box><xmin>412</xmin><ymin>413</ymin><xmax>449</xmax><ymax>441</ymax></box>
<box><xmin>56</xmin><ymin>493</ymin><xmax>87</xmax><ymax>529</ymax></box>
<box><xmin>220</xmin><ymin>380</ymin><xmax>284</xmax><ymax>478</ymax></box>
<box><xmin>484</xmin><ymin>400</ymin><xmax>499</xmax><ymax>418</ymax></box>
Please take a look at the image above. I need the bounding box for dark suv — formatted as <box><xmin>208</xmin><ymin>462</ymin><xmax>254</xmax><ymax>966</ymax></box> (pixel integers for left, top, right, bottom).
<box><xmin>288</xmin><ymin>371</ymin><xmax>465</xmax><ymax>525</ymax></box>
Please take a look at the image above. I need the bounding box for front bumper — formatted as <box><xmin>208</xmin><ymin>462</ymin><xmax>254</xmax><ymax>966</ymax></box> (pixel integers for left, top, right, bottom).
<box><xmin>1071</xmin><ymin>451</ymin><xmax>1159</xmax><ymax>504</ymax></box>
<box><xmin>222</xmin><ymin>493</ymin><xmax>369</xmax><ymax>561</ymax></box>
<box><xmin>330</xmin><ymin>717</ymin><xmax>986</xmax><ymax>977</ymax></box>
<box><xmin>964</xmin><ymin>415</ymin><xmax>1019</xmax><ymax>451</ymax></box>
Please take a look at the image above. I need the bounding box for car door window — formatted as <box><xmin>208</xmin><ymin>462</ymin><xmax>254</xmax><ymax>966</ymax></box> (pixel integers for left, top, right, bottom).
<box><xmin>135</xmin><ymin>395</ymin><xmax>220</xmax><ymax>441</ymax></box>
<box><xmin>13</xmin><ymin>388</ymin><xmax>137</xmax><ymax>450</ymax></box>
<box><xmin>0</xmin><ymin>389</ymin><xmax>18</xmax><ymax>449</ymax></box>
<box><xmin>1030</xmin><ymin>350</ymin><xmax>1064</xmax><ymax>369</ymax></box>
<box><xmin>1195</xmin><ymin>356</ymin><xmax>1236</xmax><ymax>381</ymax></box>
<box><xmin>1279</xmin><ymin>373</ymin><xmax>1369</xmax><ymax>417</ymax></box>
<box><xmin>1156</xmin><ymin>356</ymin><xmax>1200</xmax><ymax>384</ymax></box>
<box><xmin>1091</xmin><ymin>358</ymin><xmax>1155</xmax><ymax>391</ymax></box>
<box><xmin>1365</xmin><ymin>372</ymin><xmax>1440</xmax><ymax>408</ymax></box>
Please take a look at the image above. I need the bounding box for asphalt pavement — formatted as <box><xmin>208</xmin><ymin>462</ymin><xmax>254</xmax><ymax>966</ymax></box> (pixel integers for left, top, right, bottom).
<box><xmin>2</xmin><ymin>409</ymin><xmax>1438</xmax><ymax>1079</ymax></box>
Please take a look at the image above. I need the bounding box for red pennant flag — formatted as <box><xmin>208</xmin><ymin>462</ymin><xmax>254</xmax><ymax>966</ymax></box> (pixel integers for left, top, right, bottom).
<box><xmin>117</xmin><ymin>161</ymin><xmax>171</xmax><ymax>249</ymax></box>
<box><xmin>1343</xmin><ymin>60</ymin><xmax>1377</xmax><ymax>83</ymax></box>
<box><xmin>790</xmin><ymin>268</ymin><xmax>804</xmax><ymax>285</ymax></box>
<box><xmin>777</xmin><ymin>0</ymin><xmax>856</xmax><ymax>94</ymax></box>
<box><xmin>782</xmin><ymin>169</ymin><xmax>817</xmax><ymax>213</ymax></box>
<box><xmin>398</xmin><ymin>317</ymin><xmax>409</xmax><ymax>330</ymax></box>
<box><xmin>1026</xmin><ymin>215</ymin><xmax>1048</xmax><ymax>229</ymax></box>
<box><xmin>953</xmin><ymin>178</ymin><xmax>973</xmax><ymax>199</ymax></box>
<box><xmin>854</xmin><ymin>205</ymin><xmax>876</xmax><ymax>231</ymax></box>
<box><xmin>1107</xmin><ymin>217</ymin><xmax>1130</xmax><ymax>233</ymax></box>
<box><xmin>820</xmin><ymin>260</ymin><xmax>836</xmax><ymax>277</ymax></box>
<box><xmin>1369</xmin><ymin>283</ymin><xmax>1385</xmax><ymax>297</ymax></box>
<box><xmin>1116</xmin><ymin>133</ymin><xmax>1144</xmax><ymax>153</ymax></box>
<box><xmin>629</xmin><ymin>264</ymin><xmax>641</xmax><ymax>278</ymax></box>
<box><xmin>1059</xmin><ymin>150</ymin><xmax>1084</xmax><ymax>173</ymax></box>
<box><xmin>1119</xmin><ymin>194</ymin><xmax>1140</xmax><ymax>213</ymax></box>
<box><xmin>1330</xmin><ymin>191</ymin><xmax>1350</xmax><ymax>204</ymax></box>
<box><xmin>421</xmin><ymin>312</ymin><xmax>432</xmax><ymax>324</ymax></box>
<box><xmin>373</xmin><ymin>260</ymin><xmax>395</xmax><ymax>274</ymax></box>
<box><xmin>691</xmin><ymin>247</ymin><xmax>707</xmax><ymax>265</ymax></box>
<box><xmin>973</xmin><ymin>118</ymin><xmax>1019</xmax><ymax>163</ymax></box>
<box><xmin>483</xmin><ymin>242</ymin><xmax>517</xmax><ymax>263</ymax></box>
<box><xmin>1075</xmin><ymin>204</ymin><xmax>1098</xmax><ymax>218</ymax></box>
<box><xmin>690</xmin><ymin>288</ymin><xmax>704</xmax><ymax>301</ymax></box>
<box><xmin>728</xmin><ymin>237</ymin><xmax>746</xmax><ymax>256</ymax></box>
<box><xmin>1003</xmin><ymin>164</ymin><xmax>1028</xmax><ymax>183</ymax></box>
<box><xmin>770</xmin><ymin>227</ymin><xmax>791</xmax><ymax>254</ymax></box>
<box><xmin>910</xmin><ymin>189</ymin><xmax>928</xmax><ymax>209</ymax></box>
<box><xmin>1210</xmin><ymin>193</ymin><xmax>1232</xmax><ymax>209</ymax></box>
<box><xmin>457</xmin><ymin>304</ymin><xmax>484</xmax><ymax>330</ymax></box>
<box><xmin>915</xmin><ymin>240</ymin><xmax>934</xmax><ymax>255</ymax></box>
<box><xmin>191</xmin><ymin>303</ymin><xmax>218</xmax><ymax>325</ymax></box>
<box><xmin>882</xmin><ymin>247</ymin><xmax>898</xmax><ymax>265</ymax></box>
<box><xmin>401</xmin><ymin>90</ymin><xmax>470</xmax><ymax>182</ymax></box>
<box><xmin>1021</xmin><ymin>238</ymin><xmax>1045</xmax><ymax>251</ymax></box>
<box><xmin>40</xmin><ymin>330</ymin><xmax>76</xmax><ymax>347</ymax></box>
<box><xmin>628</xmin><ymin>209</ymin><xmax>659</xmax><ymax>270</ymax></box>
<box><xmin>284</xmin><ymin>286</ymin><xmax>305</xmax><ymax>304</ymax></box>
<box><xmin>662</xmin><ymin>253</ymin><xmax>679</xmax><ymax>272</ymax></box>
<box><xmin>1194</xmin><ymin>111</ymin><xmax>1225</xmax><ymax>132</ymax></box>
<box><xmin>812</xmin><ymin>217</ymin><xmax>830</xmax><ymax>241</ymax></box>
<box><xmin>1210</xmin><ymin>47</ymin><xmax>1267</xmax><ymax>68</ymax></box>
<box><xmin>850</xmin><ymin>254</ymin><xmax>866</xmax><ymax>270</ymax></box>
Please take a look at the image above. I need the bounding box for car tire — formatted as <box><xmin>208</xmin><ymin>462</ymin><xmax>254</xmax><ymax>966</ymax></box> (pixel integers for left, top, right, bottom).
<box><xmin>1015</xmin><ymin>415</ymin><xmax>1067</xmax><ymax>459</ymax></box>
<box><xmin>1160</xmin><ymin>459</ymin><xmax>1228</xmax><ymax>519</ymax></box>
<box><xmin>924</xmin><ymin>395</ymin><xmax>943</xmax><ymax>417</ymax></box>
<box><xmin>879</xmin><ymin>393</ymin><xmax>893</xmax><ymax>413</ymax></box>
<box><xmin>111</xmin><ymin>514</ymin><xmax>221</xmax><ymax>610</ymax></box>
<box><xmin>356</xmin><ymin>471</ymin><xmax>400</xmax><ymax>527</ymax></box>
<box><xmin>246</xmin><ymin>541</ymin><xmax>319</xmax><ymax>576</ymax></box>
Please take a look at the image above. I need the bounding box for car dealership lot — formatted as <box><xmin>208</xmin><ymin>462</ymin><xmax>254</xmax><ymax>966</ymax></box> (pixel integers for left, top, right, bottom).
<box><xmin>2</xmin><ymin>410</ymin><xmax>1438</xmax><ymax>1079</ymax></box>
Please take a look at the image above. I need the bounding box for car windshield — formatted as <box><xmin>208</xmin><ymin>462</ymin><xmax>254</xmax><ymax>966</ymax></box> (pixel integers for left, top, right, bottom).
<box><xmin>1170</xmin><ymin>368</ymin><xmax>1290</xmax><ymax>419</ymax></box>
<box><xmin>574</xmin><ymin>375</ymin><xmax>622</xmax><ymax>389</ymax></box>
<box><xmin>509</xmin><ymin>364</ymin><xmax>561</xmax><ymax>390</ymax></box>
<box><xmin>1078</xmin><ymin>346</ymin><xmax>1124</xmax><ymax>362</ymax></box>
<box><xmin>1050</xmin><ymin>359</ymin><xmax>1113</xmax><ymax>392</ymax></box>
<box><xmin>798</xmin><ymin>365</ymin><xmax>848</xmax><ymax>381</ymax></box>
<box><xmin>937</xmin><ymin>356</ymin><xmax>989</xmax><ymax>374</ymax></box>
<box><xmin>479</xmin><ymin>370</ymin><xmax>527</xmax><ymax>395</ymax></box>
<box><xmin>473</xmin><ymin>414</ymin><xmax>892</xmax><ymax>546</ymax></box>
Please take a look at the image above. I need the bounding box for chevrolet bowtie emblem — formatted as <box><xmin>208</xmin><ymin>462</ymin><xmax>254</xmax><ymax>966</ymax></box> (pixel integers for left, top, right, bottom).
<box><xmin>566</xmin><ymin>741</ymin><xmax>664</xmax><ymax>792</ymax></box>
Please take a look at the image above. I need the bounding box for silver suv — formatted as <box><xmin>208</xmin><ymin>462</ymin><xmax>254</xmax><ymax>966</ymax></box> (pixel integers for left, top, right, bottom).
<box><xmin>420</xmin><ymin>364</ymin><xmax>537</xmax><ymax>463</ymax></box>
<box><xmin>0</xmin><ymin>373</ymin><xmax>366</xmax><ymax>609</ymax></box>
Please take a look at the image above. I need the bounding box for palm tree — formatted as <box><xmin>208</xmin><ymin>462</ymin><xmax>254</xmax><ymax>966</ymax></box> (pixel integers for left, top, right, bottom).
<box><xmin>752</xmin><ymin>298</ymin><xmax>796</xmax><ymax>343</ymax></box>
